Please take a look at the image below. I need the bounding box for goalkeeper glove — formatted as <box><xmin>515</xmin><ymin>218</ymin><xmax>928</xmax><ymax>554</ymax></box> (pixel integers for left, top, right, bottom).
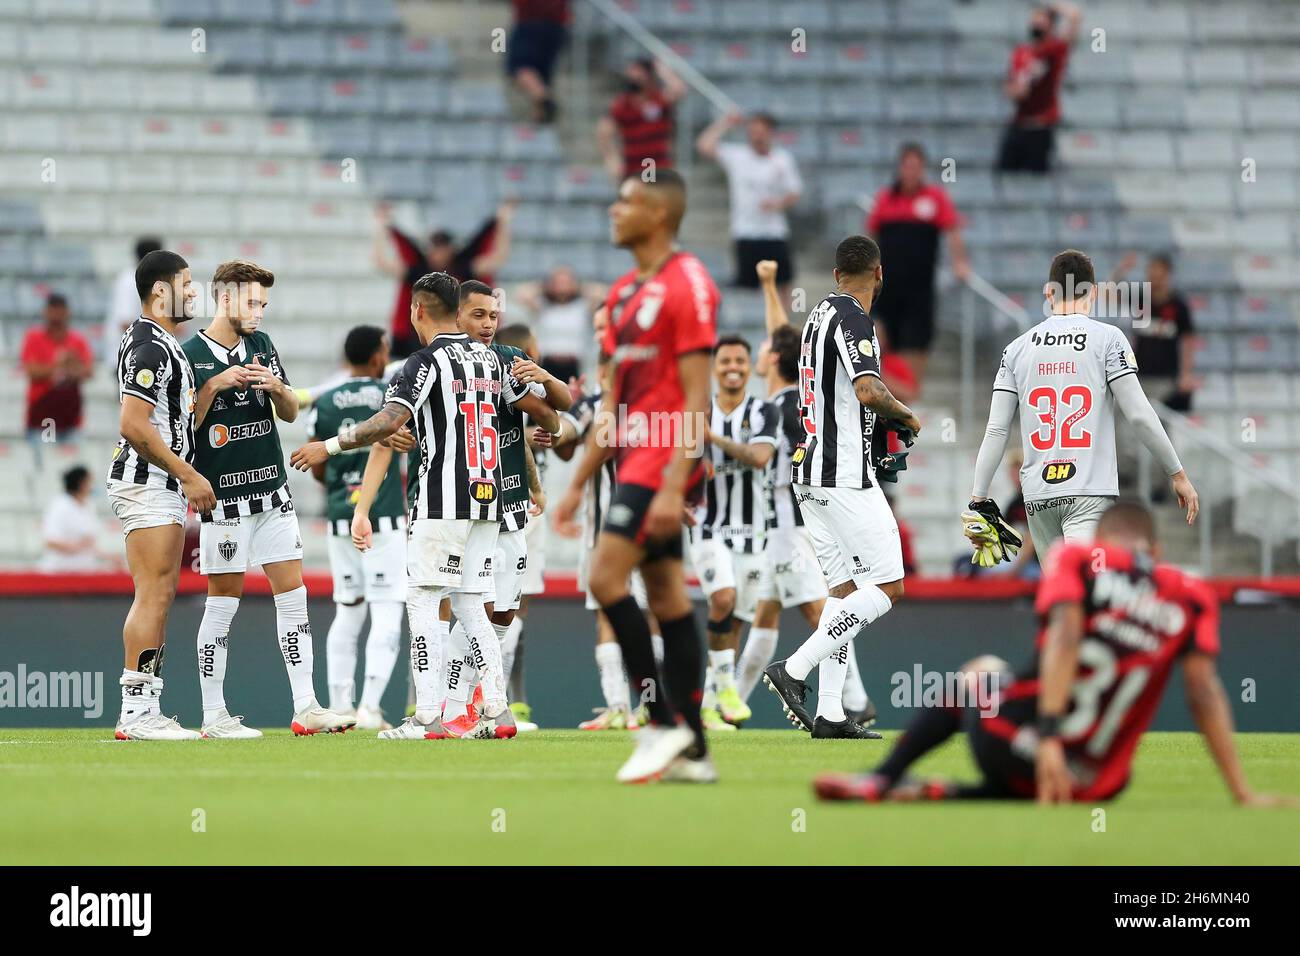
<box><xmin>876</xmin><ymin>450</ymin><xmax>909</xmax><ymax>483</ymax></box>
<box><xmin>961</xmin><ymin>498</ymin><xmax>1023</xmax><ymax>567</ymax></box>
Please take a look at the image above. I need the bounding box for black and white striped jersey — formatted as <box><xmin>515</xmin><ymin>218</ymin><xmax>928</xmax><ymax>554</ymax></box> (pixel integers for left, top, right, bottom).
<box><xmin>764</xmin><ymin>384</ymin><xmax>805</xmax><ymax>529</ymax></box>
<box><xmin>791</xmin><ymin>292</ymin><xmax>882</xmax><ymax>490</ymax></box>
<box><xmin>384</xmin><ymin>332</ymin><xmax>530</xmax><ymax>522</ymax></box>
<box><xmin>697</xmin><ymin>395</ymin><xmax>778</xmax><ymax>553</ymax></box>
<box><xmin>561</xmin><ymin>389</ymin><xmax>617</xmax><ymax>550</ymax></box>
<box><xmin>107</xmin><ymin>317</ymin><xmax>196</xmax><ymax>493</ymax></box>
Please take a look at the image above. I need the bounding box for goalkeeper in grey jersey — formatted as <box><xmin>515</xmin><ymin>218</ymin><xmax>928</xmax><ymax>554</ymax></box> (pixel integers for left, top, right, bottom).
<box><xmin>964</xmin><ymin>250</ymin><xmax>1199</xmax><ymax>565</ymax></box>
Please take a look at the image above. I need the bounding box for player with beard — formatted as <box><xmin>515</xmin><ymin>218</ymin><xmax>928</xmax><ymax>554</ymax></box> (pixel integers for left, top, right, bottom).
<box><xmin>553</xmin><ymin>170</ymin><xmax>719</xmax><ymax>783</ymax></box>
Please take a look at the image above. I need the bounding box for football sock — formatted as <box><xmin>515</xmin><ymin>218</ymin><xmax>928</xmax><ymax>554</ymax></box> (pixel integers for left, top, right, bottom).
<box><xmin>274</xmin><ymin>586</ymin><xmax>317</xmax><ymax>713</ymax></box>
<box><xmin>736</xmin><ymin>626</ymin><xmax>778</xmax><ymax>701</ymax></box>
<box><xmin>701</xmin><ymin>661</ymin><xmax>718</xmax><ymax>710</ymax></box>
<box><xmin>816</xmin><ymin>641</ymin><xmax>849</xmax><ymax>722</ymax></box>
<box><xmin>197</xmin><ymin>595</ymin><xmax>239</xmax><ymax>725</ymax></box>
<box><xmin>450</xmin><ymin>592</ymin><xmax>505</xmax><ymax>717</ymax></box>
<box><xmin>500</xmin><ymin>617</ymin><xmax>522</xmax><ymax>682</ymax></box>
<box><xmin>602</xmin><ymin>595</ymin><xmax>673</xmax><ymax>726</ymax></box>
<box><xmin>787</xmin><ymin>586</ymin><xmax>892</xmax><ymax>681</ymax></box>
<box><xmin>443</xmin><ymin>621</ymin><xmax>471</xmax><ymax>719</ymax></box>
<box><xmin>508</xmin><ymin>624</ymin><xmax>527</xmax><ymax>702</ymax></box>
<box><xmin>709</xmin><ymin>647</ymin><xmax>737</xmax><ymax>693</ymax></box>
<box><xmin>325</xmin><ymin>600</ymin><xmax>366</xmax><ymax>712</ymax></box>
<box><xmin>118</xmin><ymin>669</ymin><xmax>152</xmax><ymax>725</ymax></box>
<box><xmin>595</xmin><ymin>642</ymin><xmax>630</xmax><ymax>712</ymax></box>
<box><xmin>651</xmin><ymin>631</ymin><xmax>664</xmax><ymax>667</ymax></box>
<box><xmin>875</xmin><ymin>706</ymin><xmax>964</xmax><ymax>784</ymax></box>
<box><xmin>658</xmin><ymin>612</ymin><xmax>707</xmax><ymax>757</ymax></box>
<box><xmin>405</xmin><ymin>586</ymin><xmax>446</xmax><ymax>720</ymax></box>
<box><xmin>359</xmin><ymin>600</ymin><xmax>403</xmax><ymax>712</ymax></box>
<box><xmin>842</xmin><ymin>641</ymin><xmax>869</xmax><ymax>711</ymax></box>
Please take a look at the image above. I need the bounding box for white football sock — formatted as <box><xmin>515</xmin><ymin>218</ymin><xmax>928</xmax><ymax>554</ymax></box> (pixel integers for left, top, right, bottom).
<box><xmin>736</xmin><ymin>626</ymin><xmax>779</xmax><ymax>700</ymax></box>
<box><xmin>595</xmin><ymin>642</ymin><xmax>630</xmax><ymax>712</ymax></box>
<box><xmin>274</xmin><ymin>586</ymin><xmax>318</xmax><ymax>713</ymax></box>
<box><xmin>197</xmin><ymin>595</ymin><xmax>239</xmax><ymax>725</ymax></box>
<box><xmin>786</xmin><ymin>586</ymin><xmax>892</xmax><ymax>681</ymax></box>
<box><xmin>709</xmin><ymin>647</ymin><xmax>737</xmax><ymax>693</ymax></box>
<box><xmin>450</xmin><ymin>592</ymin><xmax>506</xmax><ymax>717</ymax></box>
<box><xmin>443</xmin><ymin>620</ymin><xmax>473</xmax><ymax>720</ymax></box>
<box><xmin>325</xmin><ymin>600</ymin><xmax>367</xmax><ymax>712</ymax></box>
<box><xmin>500</xmin><ymin>616</ymin><xmax>523</xmax><ymax>681</ymax></box>
<box><xmin>359</xmin><ymin>600</ymin><xmax>403</xmax><ymax>712</ymax></box>
<box><xmin>842</xmin><ymin>641</ymin><xmax>868</xmax><ymax>711</ymax></box>
<box><xmin>118</xmin><ymin>669</ymin><xmax>152</xmax><ymax>725</ymax></box>
<box><xmin>651</xmin><ymin>631</ymin><xmax>664</xmax><ymax>666</ymax></box>
<box><xmin>405</xmin><ymin>586</ymin><xmax>446</xmax><ymax>721</ymax></box>
<box><xmin>816</xmin><ymin>641</ymin><xmax>849</xmax><ymax>722</ymax></box>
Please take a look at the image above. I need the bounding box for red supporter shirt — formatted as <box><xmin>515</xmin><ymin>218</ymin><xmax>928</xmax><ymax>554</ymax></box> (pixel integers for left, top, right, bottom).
<box><xmin>1002</xmin><ymin>540</ymin><xmax>1220</xmax><ymax>801</ymax></box>
<box><xmin>20</xmin><ymin>326</ymin><xmax>92</xmax><ymax>428</ymax></box>
<box><xmin>1008</xmin><ymin>36</ymin><xmax>1070</xmax><ymax>126</ymax></box>
<box><xmin>609</xmin><ymin>91</ymin><xmax>675</xmax><ymax>179</ymax></box>
<box><xmin>602</xmin><ymin>251</ymin><xmax>719</xmax><ymax>490</ymax></box>
<box><xmin>866</xmin><ymin>183</ymin><xmax>962</xmax><ymax>285</ymax></box>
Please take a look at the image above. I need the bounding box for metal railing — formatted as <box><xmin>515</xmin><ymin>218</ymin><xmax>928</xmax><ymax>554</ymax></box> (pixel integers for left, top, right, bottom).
<box><xmin>955</xmin><ymin>271</ymin><xmax>1300</xmax><ymax>574</ymax></box>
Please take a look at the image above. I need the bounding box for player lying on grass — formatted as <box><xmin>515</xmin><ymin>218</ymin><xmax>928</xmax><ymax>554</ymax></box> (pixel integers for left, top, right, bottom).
<box><xmin>815</xmin><ymin>500</ymin><xmax>1296</xmax><ymax>806</ymax></box>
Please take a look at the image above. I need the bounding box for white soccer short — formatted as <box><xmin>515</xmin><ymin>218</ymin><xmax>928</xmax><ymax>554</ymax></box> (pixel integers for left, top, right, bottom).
<box><xmin>578</xmin><ymin>544</ymin><xmax>649</xmax><ymax>612</ymax></box>
<box><xmin>107</xmin><ymin>481</ymin><xmax>188</xmax><ymax>536</ymax></box>
<box><xmin>761</xmin><ymin>524</ymin><xmax>829</xmax><ymax>608</ymax></box>
<box><xmin>199</xmin><ymin>504</ymin><xmax>304</xmax><ymax>574</ymax></box>
<box><xmin>521</xmin><ymin>513</ymin><xmax>546</xmax><ymax>595</ymax></box>
<box><xmin>1025</xmin><ymin>494</ymin><xmax>1116</xmax><ymax>552</ymax></box>
<box><xmin>793</xmin><ymin>483</ymin><xmax>904</xmax><ymax>588</ymax></box>
<box><xmin>328</xmin><ymin>530</ymin><xmax>407</xmax><ymax>604</ymax></box>
<box><xmin>492</xmin><ymin>526</ymin><xmax>527</xmax><ymax>612</ymax></box>
<box><xmin>407</xmin><ymin>518</ymin><xmax>498</xmax><ymax>593</ymax></box>
<box><xmin>688</xmin><ymin>533</ymin><xmax>772</xmax><ymax>622</ymax></box>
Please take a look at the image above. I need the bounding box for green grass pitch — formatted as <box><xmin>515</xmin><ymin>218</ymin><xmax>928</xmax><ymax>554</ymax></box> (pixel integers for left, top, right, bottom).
<box><xmin>2</xmin><ymin>729</ymin><xmax>1297</xmax><ymax>865</ymax></box>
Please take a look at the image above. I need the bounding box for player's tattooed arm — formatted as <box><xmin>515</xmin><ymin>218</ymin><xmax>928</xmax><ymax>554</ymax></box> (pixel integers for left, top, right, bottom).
<box><xmin>289</xmin><ymin>402</ymin><xmax>411</xmax><ymax>471</ymax></box>
<box><xmin>854</xmin><ymin>375</ymin><xmax>922</xmax><ymax>436</ymax></box>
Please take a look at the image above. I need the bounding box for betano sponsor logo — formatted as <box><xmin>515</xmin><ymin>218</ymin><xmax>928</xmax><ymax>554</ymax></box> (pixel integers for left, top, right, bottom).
<box><xmin>209</xmin><ymin>418</ymin><xmax>273</xmax><ymax>447</ymax></box>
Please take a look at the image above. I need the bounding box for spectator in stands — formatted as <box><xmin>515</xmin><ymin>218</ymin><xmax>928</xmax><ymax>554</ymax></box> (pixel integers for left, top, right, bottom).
<box><xmin>506</xmin><ymin>0</ymin><xmax>570</xmax><ymax>124</ymax></box>
<box><xmin>512</xmin><ymin>265</ymin><xmax>606</xmax><ymax>384</ymax></box>
<box><xmin>867</xmin><ymin>143</ymin><xmax>970</xmax><ymax>383</ymax></box>
<box><xmin>1111</xmin><ymin>251</ymin><xmax>1198</xmax><ymax>411</ymax></box>
<box><xmin>21</xmin><ymin>293</ymin><xmax>93</xmax><ymax>448</ymax></box>
<box><xmin>104</xmin><ymin>237</ymin><xmax>162</xmax><ymax>365</ymax></box>
<box><xmin>597</xmin><ymin>57</ymin><xmax>687</xmax><ymax>184</ymax></box>
<box><xmin>996</xmin><ymin>1</ymin><xmax>1081</xmax><ymax>173</ymax></box>
<box><xmin>371</xmin><ymin>201</ymin><xmax>516</xmax><ymax>357</ymax></box>
<box><xmin>696</xmin><ymin>111</ymin><xmax>803</xmax><ymax>296</ymax></box>
<box><xmin>40</xmin><ymin>465</ymin><xmax>108</xmax><ymax>573</ymax></box>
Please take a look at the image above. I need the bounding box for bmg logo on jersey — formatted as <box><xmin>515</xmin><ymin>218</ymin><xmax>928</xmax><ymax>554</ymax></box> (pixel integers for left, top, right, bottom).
<box><xmin>1031</xmin><ymin>330</ymin><xmax>1089</xmax><ymax>351</ymax></box>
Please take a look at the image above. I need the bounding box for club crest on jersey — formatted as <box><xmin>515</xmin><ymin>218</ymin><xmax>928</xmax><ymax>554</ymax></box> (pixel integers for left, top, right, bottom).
<box><xmin>218</xmin><ymin>537</ymin><xmax>238</xmax><ymax>562</ymax></box>
<box><xmin>470</xmin><ymin>479</ymin><xmax>497</xmax><ymax>503</ymax></box>
<box><xmin>1042</xmin><ymin>461</ymin><xmax>1076</xmax><ymax>484</ymax></box>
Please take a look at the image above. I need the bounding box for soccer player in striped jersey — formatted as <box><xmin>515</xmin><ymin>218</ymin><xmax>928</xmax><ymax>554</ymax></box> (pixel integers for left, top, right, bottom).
<box><xmin>291</xmin><ymin>273</ymin><xmax>558</xmax><ymax>740</ymax></box>
<box><xmin>553</xmin><ymin>171</ymin><xmax>720</xmax><ymax>783</ymax></box>
<box><xmin>764</xmin><ymin>236</ymin><xmax>921</xmax><ymax>736</ymax></box>
<box><xmin>744</xmin><ymin>260</ymin><xmax>879</xmax><ymax>737</ymax></box>
<box><xmin>439</xmin><ymin>306</ymin><xmax>569</xmax><ymax>738</ymax></box>
<box><xmin>816</xmin><ymin>501</ymin><xmax>1296</xmax><ymax>807</ymax></box>
<box><xmin>108</xmin><ymin>250</ymin><xmax>215</xmax><ymax>740</ymax></box>
<box><xmin>964</xmin><ymin>249</ymin><xmax>1198</xmax><ymax>566</ymax></box>
<box><xmin>688</xmin><ymin>335</ymin><xmax>778</xmax><ymax>730</ymax></box>
<box><xmin>305</xmin><ymin>326</ymin><xmax>408</xmax><ymax>731</ymax></box>
<box><xmin>184</xmin><ymin>260</ymin><xmax>354</xmax><ymax>738</ymax></box>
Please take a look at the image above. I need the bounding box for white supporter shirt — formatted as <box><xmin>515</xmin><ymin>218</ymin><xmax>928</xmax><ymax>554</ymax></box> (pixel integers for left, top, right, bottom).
<box><xmin>716</xmin><ymin>142</ymin><xmax>803</xmax><ymax>240</ymax></box>
<box><xmin>104</xmin><ymin>268</ymin><xmax>139</xmax><ymax>365</ymax></box>
<box><xmin>994</xmin><ymin>312</ymin><xmax>1138</xmax><ymax>501</ymax></box>
<box><xmin>40</xmin><ymin>494</ymin><xmax>104</xmax><ymax>572</ymax></box>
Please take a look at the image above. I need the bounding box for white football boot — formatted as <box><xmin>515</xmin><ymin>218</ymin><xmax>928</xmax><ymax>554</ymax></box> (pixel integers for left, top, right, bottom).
<box><xmin>660</xmin><ymin>753</ymin><xmax>719</xmax><ymax>784</ymax></box>
<box><xmin>115</xmin><ymin>713</ymin><xmax>202</xmax><ymax>741</ymax></box>
<box><xmin>291</xmin><ymin>705</ymin><xmax>356</xmax><ymax>736</ymax></box>
<box><xmin>354</xmin><ymin>704</ymin><xmax>391</xmax><ymax>731</ymax></box>
<box><xmin>379</xmin><ymin>713</ymin><xmax>438</xmax><ymax>739</ymax></box>
<box><xmin>200</xmin><ymin>710</ymin><xmax>263</xmax><ymax>739</ymax></box>
<box><xmin>615</xmin><ymin>723</ymin><xmax>695</xmax><ymax>783</ymax></box>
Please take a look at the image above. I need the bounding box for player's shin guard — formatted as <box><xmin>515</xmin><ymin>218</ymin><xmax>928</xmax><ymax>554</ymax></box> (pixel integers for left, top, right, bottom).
<box><xmin>658</xmin><ymin>611</ymin><xmax>707</xmax><ymax>756</ymax></box>
<box><xmin>786</xmin><ymin>585</ymin><xmax>893</xmax><ymax>681</ymax></box>
<box><xmin>449</xmin><ymin>592</ymin><xmax>506</xmax><ymax>717</ymax></box>
<box><xmin>602</xmin><ymin>595</ymin><xmax>674</xmax><ymax>727</ymax></box>
<box><xmin>274</xmin><ymin>586</ymin><xmax>317</xmax><ymax>712</ymax></box>
<box><xmin>325</xmin><ymin>600</ymin><xmax>367</xmax><ymax>712</ymax></box>
<box><xmin>874</xmin><ymin>706</ymin><xmax>964</xmax><ymax>785</ymax></box>
<box><xmin>736</xmin><ymin>626</ymin><xmax>778</xmax><ymax>701</ymax></box>
<box><xmin>197</xmin><ymin>595</ymin><xmax>238</xmax><ymax>724</ymax></box>
<box><xmin>405</xmin><ymin>586</ymin><xmax>446</xmax><ymax>720</ymax></box>
<box><xmin>359</xmin><ymin>600</ymin><xmax>402</xmax><ymax>712</ymax></box>
<box><xmin>815</xmin><ymin>641</ymin><xmax>849</xmax><ymax>722</ymax></box>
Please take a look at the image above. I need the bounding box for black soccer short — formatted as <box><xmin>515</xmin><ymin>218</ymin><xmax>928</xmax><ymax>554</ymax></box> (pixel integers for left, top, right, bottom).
<box><xmin>601</xmin><ymin>482</ymin><xmax>685</xmax><ymax>564</ymax></box>
<box><xmin>997</xmin><ymin>124</ymin><xmax>1055</xmax><ymax>173</ymax></box>
<box><xmin>874</xmin><ymin>282</ymin><xmax>936</xmax><ymax>352</ymax></box>
<box><xmin>961</xmin><ymin>692</ymin><xmax>1037</xmax><ymax>799</ymax></box>
<box><xmin>734</xmin><ymin>238</ymin><xmax>794</xmax><ymax>288</ymax></box>
<box><xmin>506</xmin><ymin>21</ymin><xmax>566</xmax><ymax>84</ymax></box>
